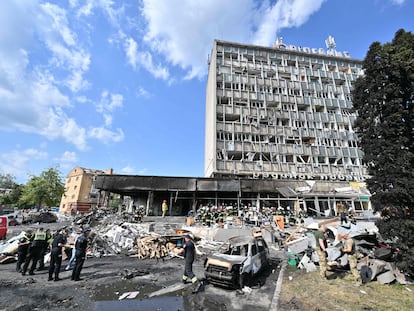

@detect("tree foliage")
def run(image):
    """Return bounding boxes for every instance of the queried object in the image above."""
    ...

[0,174,25,208]
[19,167,65,208]
[352,29,414,276]
[352,29,414,217]
[0,183,25,207]
[0,173,16,189]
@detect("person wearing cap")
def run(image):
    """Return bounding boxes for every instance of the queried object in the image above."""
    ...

[48,230,68,281]
[16,230,33,273]
[161,200,168,218]
[22,227,47,276]
[338,233,362,286]
[179,234,201,292]
[71,228,91,281]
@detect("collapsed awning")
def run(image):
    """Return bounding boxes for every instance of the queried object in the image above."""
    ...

[277,186,297,197]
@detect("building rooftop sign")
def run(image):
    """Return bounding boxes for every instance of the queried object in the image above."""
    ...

[273,36,351,58]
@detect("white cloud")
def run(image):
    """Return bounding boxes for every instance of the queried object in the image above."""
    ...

[139,0,327,79]
[0,1,92,151]
[125,37,139,69]
[88,127,124,143]
[24,148,48,160]
[121,165,135,174]
[55,151,78,170]
[389,0,405,5]
[39,2,91,92]
[252,0,327,46]
[120,33,170,80]
[137,86,151,98]
[57,151,78,163]
[96,91,123,126]
[0,148,48,181]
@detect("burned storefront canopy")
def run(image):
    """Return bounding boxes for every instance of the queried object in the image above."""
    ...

[94,175,371,217]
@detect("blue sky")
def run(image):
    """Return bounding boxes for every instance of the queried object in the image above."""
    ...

[0,0,413,183]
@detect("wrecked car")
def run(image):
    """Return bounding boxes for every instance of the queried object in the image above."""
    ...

[22,211,58,224]
[204,235,269,289]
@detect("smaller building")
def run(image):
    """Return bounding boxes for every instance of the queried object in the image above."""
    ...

[59,166,113,215]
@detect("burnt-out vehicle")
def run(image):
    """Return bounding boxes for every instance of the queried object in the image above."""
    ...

[204,235,269,289]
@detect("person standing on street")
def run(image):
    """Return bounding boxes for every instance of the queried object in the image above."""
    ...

[16,230,32,273]
[161,200,168,217]
[48,230,67,281]
[314,224,328,279]
[37,228,53,271]
[338,233,362,286]
[71,229,91,281]
[179,234,201,293]
[65,231,80,271]
[22,227,46,276]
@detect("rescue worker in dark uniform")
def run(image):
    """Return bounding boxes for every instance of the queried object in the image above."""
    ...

[16,230,33,272]
[179,234,201,293]
[71,229,91,281]
[22,227,47,276]
[48,230,67,281]
[38,228,53,271]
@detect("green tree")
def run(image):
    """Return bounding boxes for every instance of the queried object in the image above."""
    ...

[0,183,25,207]
[0,173,16,189]
[352,29,414,276]
[0,174,25,208]
[19,167,65,208]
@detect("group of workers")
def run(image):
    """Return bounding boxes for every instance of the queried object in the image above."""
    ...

[16,227,91,282]
[195,203,305,228]
[314,224,362,286]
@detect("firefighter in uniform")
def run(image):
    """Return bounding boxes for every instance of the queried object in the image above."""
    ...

[179,234,201,293]
[22,227,47,276]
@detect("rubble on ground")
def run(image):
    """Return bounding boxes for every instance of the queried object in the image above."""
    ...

[1,206,412,287]
[283,218,413,286]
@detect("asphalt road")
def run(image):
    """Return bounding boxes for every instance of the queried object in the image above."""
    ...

[1,220,283,311]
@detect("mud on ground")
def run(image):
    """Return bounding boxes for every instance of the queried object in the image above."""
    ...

[0,253,282,311]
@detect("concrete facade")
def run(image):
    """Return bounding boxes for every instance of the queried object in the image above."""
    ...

[93,38,372,217]
[59,166,112,215]
[205,39,367,182]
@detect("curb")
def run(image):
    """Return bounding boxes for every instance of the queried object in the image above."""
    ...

[269,254,287,311]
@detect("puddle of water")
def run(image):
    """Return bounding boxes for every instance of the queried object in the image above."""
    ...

[94,280,227,311]
[94,296,183,311]
[94,280,161,301]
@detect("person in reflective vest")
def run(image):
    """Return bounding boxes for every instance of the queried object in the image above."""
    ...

[38,228,53,271]
[22,227,47,276]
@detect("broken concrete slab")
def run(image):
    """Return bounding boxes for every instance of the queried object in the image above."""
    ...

[377,270,396,284]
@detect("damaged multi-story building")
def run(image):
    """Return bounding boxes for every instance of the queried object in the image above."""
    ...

[94,37,372,217]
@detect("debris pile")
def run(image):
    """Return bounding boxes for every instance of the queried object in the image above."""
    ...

[283,219,413,285]
[131,235,169,259]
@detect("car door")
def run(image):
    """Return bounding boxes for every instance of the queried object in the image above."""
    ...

[256,238,268,268]
[251,240,261,274]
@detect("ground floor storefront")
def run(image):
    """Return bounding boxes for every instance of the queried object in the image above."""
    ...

[94,175,371,220]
